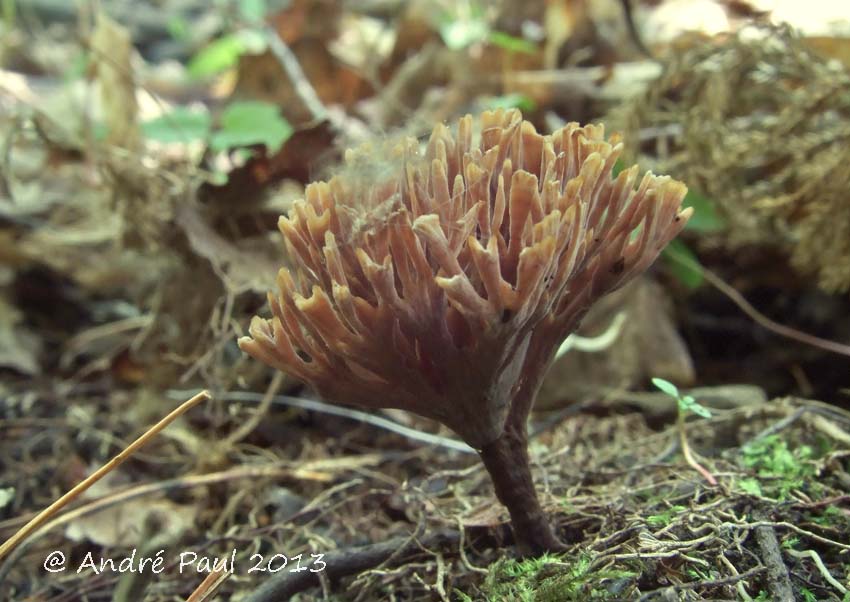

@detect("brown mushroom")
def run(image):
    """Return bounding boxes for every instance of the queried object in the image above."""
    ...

[239,109,691,555]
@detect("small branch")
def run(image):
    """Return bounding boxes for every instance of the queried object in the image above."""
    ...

[223,372,284,446]
[786,549,848,596]
[0,390,210,562]
[666,247,850,358]
[744,407,807,445]
[753,512,795,602]
[635,567,766,602]
[555,311,626,359]
[185,565,232,602]
[168,388,475,454]
[719,553,754,602]
[244,529,462,602]
[264,26,327,123]
[739,521,850,552]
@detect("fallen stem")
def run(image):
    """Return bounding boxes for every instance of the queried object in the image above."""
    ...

[185,564,232,602]
[666,247,850,358]
[753,512,795,602]
[677,412,718,486]
[224,372,284,446]
[786,549,848,595]
[244,529,463,602]
[168,388,475,454]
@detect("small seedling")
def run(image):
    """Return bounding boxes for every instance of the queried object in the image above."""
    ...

[652,378,711,419]
[652,378,717,485]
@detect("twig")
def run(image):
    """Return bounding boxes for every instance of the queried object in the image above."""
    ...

[0,390,210,563]
[263,26,327,123]
[786,549,848,595]
[589,550,710,565]
[665,248,850,358]
[752,512,796,602]
[185,564,232,602]
[635,567,766,602]
[224,372,284,446]
[791,494,850,510]
[168,389,475,454]
[456,517,488,575]
[244,529,462,602]
[730,520,850,551]
[719,553,754,602]
[744,407,807,445]
[433,553,449,601]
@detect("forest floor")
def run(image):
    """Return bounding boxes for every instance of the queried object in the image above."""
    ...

[3,389,849,600]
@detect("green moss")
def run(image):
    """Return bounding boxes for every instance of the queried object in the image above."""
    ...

[808,505,850,530]
[469,552,638,602]
[646,505,687,528]
[740,435,820,500]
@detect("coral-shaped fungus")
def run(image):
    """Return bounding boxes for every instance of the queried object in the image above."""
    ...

[239,109,691,554]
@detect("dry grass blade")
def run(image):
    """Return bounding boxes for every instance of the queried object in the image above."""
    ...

[185,565,232,602]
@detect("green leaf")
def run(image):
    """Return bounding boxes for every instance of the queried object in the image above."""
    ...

[647,505,686,527]
[651,377,679,399]
[680,396,712,418]
[188,30,267,79]
[141,106,211,143]
[682,188,724,232]
[0,487,14,510]
[484,93,536,113]
[662,238,704,289]
[691,406,712,418]
[487,31,537,54]
[210,101,292,153]
[189,34,246,78]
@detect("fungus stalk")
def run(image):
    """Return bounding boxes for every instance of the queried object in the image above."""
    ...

[239,110,691,555]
